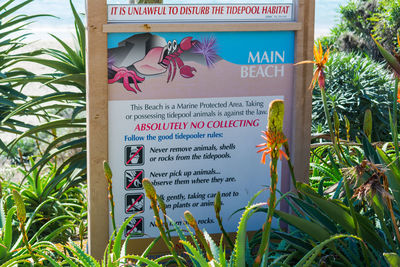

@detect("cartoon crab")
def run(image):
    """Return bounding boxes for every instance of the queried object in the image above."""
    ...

[108,33,218,93]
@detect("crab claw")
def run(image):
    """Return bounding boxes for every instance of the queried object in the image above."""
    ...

[180,37,195,51]
[180,65,196,78]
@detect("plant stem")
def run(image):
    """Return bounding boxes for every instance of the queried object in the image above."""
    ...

[382,174,400,245]
[320,87,342,161]
[283,142,297,190]
[193,225,214,261]
[150,199,184,267]
[108,182,117,233]
[21,222,39,264]
[393,78,399,167]
[388,198,400,245]
[254,153,279,267]
[215,214,234,250]
[343,178,370,267]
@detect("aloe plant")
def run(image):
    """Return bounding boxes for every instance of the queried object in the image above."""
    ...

[22,212,159,267]
[0,0,49,154]
[1,0,87,201]
[272,131,400,266]
[1,157,86,243]
[271,191,372,265]
[0,189,80,265]
[141,170,268,267]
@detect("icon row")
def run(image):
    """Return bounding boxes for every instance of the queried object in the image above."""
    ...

[125,216,144,237]
[124,145,145,238]
[125,170,143,190]
[125,145,144,166]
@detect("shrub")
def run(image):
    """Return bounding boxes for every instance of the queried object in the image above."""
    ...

[312,51,394,141]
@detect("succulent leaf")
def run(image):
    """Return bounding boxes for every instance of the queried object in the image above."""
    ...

[373,36,400,76]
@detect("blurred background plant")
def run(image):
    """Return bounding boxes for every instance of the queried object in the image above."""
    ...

[312,51,394,141]
[0,0,47,155]
[314,0,400,142]
[321,0,400,60]
[0,0,87,257]
[2,0,86,187]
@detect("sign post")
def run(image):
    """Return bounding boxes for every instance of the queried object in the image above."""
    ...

[87,0,314,260]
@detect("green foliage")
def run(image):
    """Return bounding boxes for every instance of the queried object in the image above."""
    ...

[1,158,87,244]
[2,0,87,202]
[333,0,380,58]
[310,144,365,189]
[271,181,393,266]
[0,0,89,263]
[371,0,400,54]
[312,51,394,141]
[384,253,400,267]
[0,192,80,265]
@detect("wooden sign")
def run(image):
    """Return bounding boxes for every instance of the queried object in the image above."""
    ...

[87,0,315,260]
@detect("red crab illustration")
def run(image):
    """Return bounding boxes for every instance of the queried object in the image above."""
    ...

[108,34,199,94]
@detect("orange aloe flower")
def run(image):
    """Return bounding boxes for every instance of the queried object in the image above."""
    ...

[397,35,400,104]
[296,40,330,90]
[398,89,400,104]
[256,130,288,164]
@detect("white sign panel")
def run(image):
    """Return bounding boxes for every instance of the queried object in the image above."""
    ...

[109,96,283,238]
[108,4,294,23]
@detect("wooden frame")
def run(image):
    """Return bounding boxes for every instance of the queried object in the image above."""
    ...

[103,22,302,32]
[87,0,314,260]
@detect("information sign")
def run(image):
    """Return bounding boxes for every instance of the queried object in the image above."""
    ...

[86,0,315,260]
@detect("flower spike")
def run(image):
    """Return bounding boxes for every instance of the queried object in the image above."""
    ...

[296,40,329,90]
[256,100,287,164]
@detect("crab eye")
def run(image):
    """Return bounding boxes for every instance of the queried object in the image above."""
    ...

[173,40,177,51]
[167,41,172,53]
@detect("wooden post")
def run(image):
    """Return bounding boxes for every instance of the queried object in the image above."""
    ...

[292,0,315,184]
[86,0,109,260]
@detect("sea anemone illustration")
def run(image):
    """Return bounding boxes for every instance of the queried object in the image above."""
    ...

[193,35,218,67]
